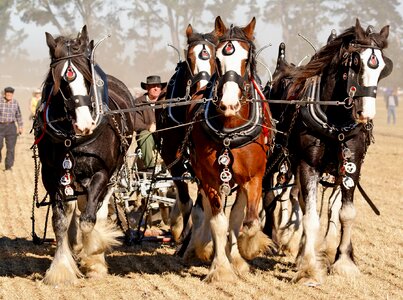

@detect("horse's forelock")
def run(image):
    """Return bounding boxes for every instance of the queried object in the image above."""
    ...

[187,32,217,47]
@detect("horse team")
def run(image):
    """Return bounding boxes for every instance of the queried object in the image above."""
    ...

[33,16,392,286]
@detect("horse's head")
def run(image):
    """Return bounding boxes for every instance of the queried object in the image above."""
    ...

[185,25,217,90]
[346,19,391,122]
[214,16,256,117]
[45,25,97,136]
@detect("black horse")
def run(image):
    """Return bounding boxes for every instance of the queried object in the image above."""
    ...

[34,26,136,285]
[155,24,217,242]
[264,19,392,285]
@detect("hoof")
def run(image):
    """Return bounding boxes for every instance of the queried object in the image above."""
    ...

[238,227,272,260]
[331,256,360,277]
[231,255,250,276]
[292,271,323,286]
[203,264,237,283]
[43,261,82,286]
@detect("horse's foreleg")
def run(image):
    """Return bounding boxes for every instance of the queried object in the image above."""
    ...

[322,186,342,264]
[278,177,302,257]
[331,187,360,277]
[80,174,121,279]
[293,163,324,285]
[238,179,272,260]
[44,197,82,285]
[228,190,249,275]
[184,190,213,263]
[205,210,236,282]
[79,170,109,232]
[170,180,193,242]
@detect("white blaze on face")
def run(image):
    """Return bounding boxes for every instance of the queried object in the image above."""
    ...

[193,44,213,88]
[216,41,248,116]
[359,48,386,119]
[61,61,96,135]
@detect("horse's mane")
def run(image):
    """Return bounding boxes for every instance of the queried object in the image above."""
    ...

[218,25,257,79]
[45,35,92,94]
[187,31,218,46]
[289,24,389,94]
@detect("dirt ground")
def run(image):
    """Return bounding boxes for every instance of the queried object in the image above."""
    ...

[0,100,402,300]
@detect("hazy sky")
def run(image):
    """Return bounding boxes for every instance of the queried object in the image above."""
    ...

[8,1,403,90]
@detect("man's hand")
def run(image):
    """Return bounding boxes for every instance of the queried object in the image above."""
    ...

[18,128,23,135]
[149,123,156,133]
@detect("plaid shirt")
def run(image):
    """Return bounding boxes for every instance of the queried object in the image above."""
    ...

[0,97,23,128]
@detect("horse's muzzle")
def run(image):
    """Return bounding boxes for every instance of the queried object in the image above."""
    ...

[219,101,241,117]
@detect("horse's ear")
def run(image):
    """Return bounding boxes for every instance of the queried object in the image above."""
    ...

[243,17,256,41]
[214,16,226,37]
[186,24,193,40]
[79,25,89,45]
[45,32,56,53]
[379,24,390,40]
[87,40,94,58]
[355,18,366,41]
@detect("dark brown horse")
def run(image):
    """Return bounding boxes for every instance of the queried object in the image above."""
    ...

[155,24,217,242]
[265,19,392,285]
[34,26,136,285]
[185,16,273,282]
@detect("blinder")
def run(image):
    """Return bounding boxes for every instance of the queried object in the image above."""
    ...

[63,63,77,82]
[345,44,387,99]
[380,56,393,79]
[222,41,235,56]
[367,49,379,69]
[198,45,211,60]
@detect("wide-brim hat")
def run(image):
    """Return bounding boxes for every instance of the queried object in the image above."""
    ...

[141,75,167,90]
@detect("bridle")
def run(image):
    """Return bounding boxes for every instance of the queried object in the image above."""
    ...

[342,42,383,104]
[185,38,217,88]
[214,27,254,102]
[49,36,109,125]
[39,36,109,143]
[49,40,93,117]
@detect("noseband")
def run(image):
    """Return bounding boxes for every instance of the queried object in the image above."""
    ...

[343,43,383,101]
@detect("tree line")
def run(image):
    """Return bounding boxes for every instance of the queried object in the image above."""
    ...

[0,0,401,90]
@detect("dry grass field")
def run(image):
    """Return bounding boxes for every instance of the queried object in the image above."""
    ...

[0,100,402,299]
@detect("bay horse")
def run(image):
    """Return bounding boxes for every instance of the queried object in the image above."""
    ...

[155,24,217,242]
[186,16,273,282]
[267,19,392,285]
[33,26,136,285]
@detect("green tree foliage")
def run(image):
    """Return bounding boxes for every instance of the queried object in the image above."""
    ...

[2,0,403,90]
[260,0,334,64]
[0,0,26,62]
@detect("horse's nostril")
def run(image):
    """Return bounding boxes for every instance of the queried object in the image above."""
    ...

[234,102,241,112]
